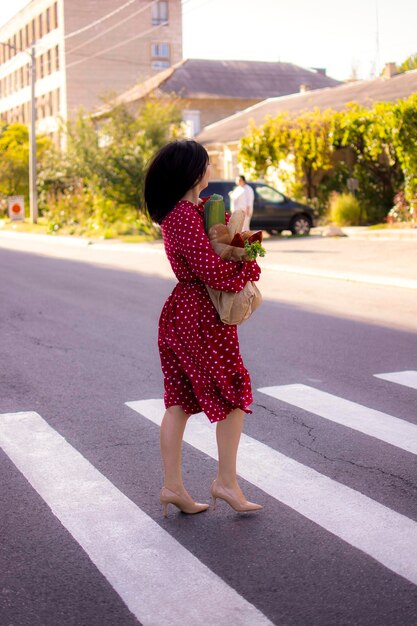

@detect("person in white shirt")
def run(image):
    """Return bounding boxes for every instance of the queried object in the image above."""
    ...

[229,175,255,231]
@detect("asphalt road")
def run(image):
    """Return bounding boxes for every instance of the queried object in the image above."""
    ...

[1,237,416,626]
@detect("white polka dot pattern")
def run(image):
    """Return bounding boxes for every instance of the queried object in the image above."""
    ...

[158,200,261,423]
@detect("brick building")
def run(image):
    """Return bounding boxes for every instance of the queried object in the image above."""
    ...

[0,0,182,138]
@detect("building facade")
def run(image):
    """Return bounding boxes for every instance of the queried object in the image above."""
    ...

[0,0,182,137]
[103,58,340,139]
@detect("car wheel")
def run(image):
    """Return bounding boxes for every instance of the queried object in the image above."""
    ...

[266,229,282,236]
[290,215,311,236]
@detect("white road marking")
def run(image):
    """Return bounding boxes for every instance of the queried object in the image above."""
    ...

[0,411,272,626]
[258,384,417,455]
[374,371,417,390]
[127,399,417,587]
[262,262,417,290]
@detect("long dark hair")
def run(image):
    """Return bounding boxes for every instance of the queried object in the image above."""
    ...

[144,140,209,224]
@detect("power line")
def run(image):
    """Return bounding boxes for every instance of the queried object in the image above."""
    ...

[182,0,214,15]
[66,1,160,56]
[65,21,168,69]
[64,0,156,40]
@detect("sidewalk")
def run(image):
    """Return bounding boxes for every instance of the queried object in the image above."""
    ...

[311,226,417,240]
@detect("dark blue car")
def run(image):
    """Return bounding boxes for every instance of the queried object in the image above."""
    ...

[202,180,315,235]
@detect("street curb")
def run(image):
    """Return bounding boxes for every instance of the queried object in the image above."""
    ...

[311,227,417,240]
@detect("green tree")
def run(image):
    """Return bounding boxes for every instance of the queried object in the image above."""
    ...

[239,113,292,180]
[38,99,184,234]
[333,103,403,221]
[389,94,417,204]
[289,109,336,200]
[0,123,50,212]
[238,95,417,223]
[398,53,417,73]
[239,109,336,201]
[93,99,182,214]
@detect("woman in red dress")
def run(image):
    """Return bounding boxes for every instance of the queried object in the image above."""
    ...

[144,140,263,516]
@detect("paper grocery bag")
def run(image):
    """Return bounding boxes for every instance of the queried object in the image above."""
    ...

[206,281,262,326]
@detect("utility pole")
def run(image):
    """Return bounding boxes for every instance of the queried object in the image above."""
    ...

[29,44,38,223]
[375,0,380,78]
[1,41,38,223]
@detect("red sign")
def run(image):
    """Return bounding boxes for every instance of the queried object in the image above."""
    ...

[8,196,25,221]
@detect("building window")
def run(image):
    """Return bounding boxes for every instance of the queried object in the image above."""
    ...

[46,7,51,33]
[151,42,170,59]
[151,1,168,25]
[31,19,36,43]
[53,2,58,29]
[54,87,60,115]
[151,42,170,70]
[55,45,60,71]
[151,60,170,70]
[47,49,52,74]
[182,110,201,137]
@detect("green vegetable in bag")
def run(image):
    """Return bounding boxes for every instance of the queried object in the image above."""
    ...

[204,194,225,234]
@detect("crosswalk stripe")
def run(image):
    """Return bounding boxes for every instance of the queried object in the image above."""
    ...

[258,384,417,455]
[0,411,272,626]
[126,399,417,587]
[374,370,417,390]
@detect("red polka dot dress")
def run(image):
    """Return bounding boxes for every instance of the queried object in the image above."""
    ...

[158,199,261,423]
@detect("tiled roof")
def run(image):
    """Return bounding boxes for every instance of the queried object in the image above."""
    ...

[157,59,340,99]
[108,58,340,107]
[197,69,417,144]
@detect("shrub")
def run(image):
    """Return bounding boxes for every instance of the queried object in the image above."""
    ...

[328,192,365,226]
[42,186,158,239]
[386,191,417,225]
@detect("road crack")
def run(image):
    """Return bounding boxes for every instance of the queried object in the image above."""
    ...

[295,440,417,491]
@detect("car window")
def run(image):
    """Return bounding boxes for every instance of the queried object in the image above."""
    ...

[256,185,285,204]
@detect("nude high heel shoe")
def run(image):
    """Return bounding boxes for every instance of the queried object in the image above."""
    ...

[160,487,209,517]
[210,479,263,512]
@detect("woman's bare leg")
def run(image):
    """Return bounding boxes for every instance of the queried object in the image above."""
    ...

[214,408,262,511]
[215,408,246,498]
[160,405,190,493]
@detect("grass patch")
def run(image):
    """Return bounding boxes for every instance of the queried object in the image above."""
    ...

[0,218,49,234]
[0,217,162,242]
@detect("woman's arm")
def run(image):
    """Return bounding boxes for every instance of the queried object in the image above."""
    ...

[176,208,260,293]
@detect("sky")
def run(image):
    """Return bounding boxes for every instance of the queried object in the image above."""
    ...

[1,0,416,81]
